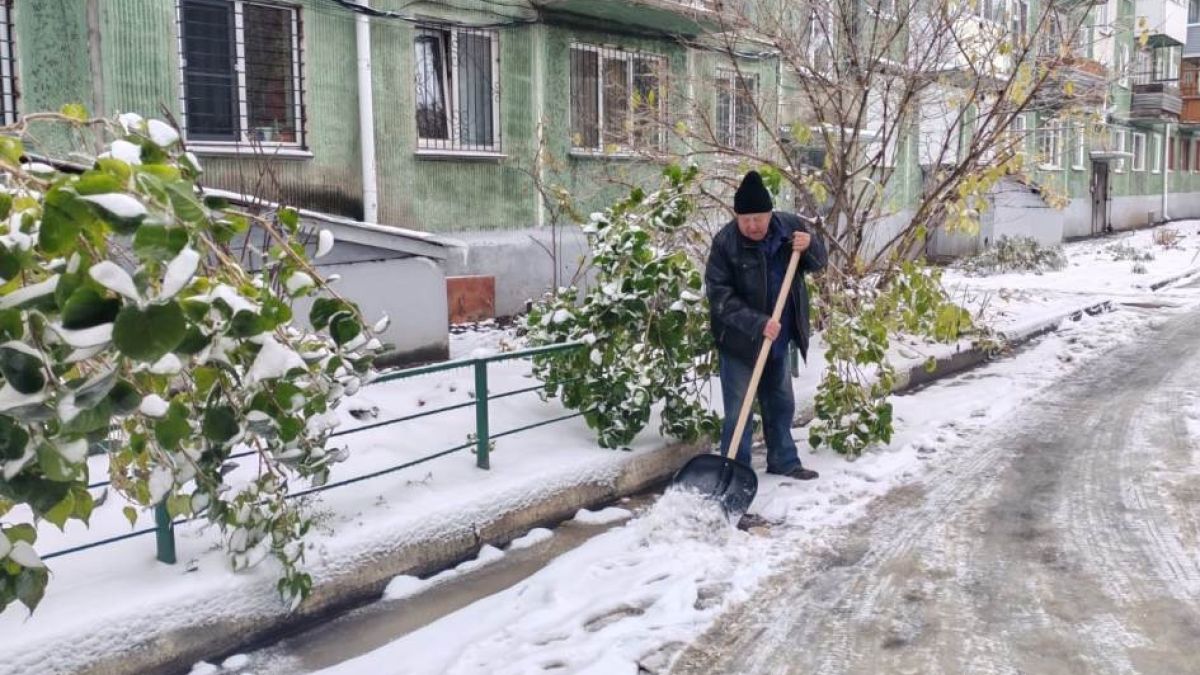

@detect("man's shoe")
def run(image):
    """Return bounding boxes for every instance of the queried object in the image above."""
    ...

[769,466,819,480]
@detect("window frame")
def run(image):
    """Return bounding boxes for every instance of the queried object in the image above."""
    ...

[1132,132,1146,172]
[176,0,308,155]
[1111,127,1127,173]
[1072,123,1087,170]
[412,24,502,156]
[0,0,16,126]
[1151,132,1162,174]
[568,43,667,155]
[1118,43,1130,88]
[1039,118,1064,170]
[714,68,759,152]
[1193,138,1200,173]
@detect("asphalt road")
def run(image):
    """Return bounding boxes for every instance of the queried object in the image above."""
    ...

[672,308,1200,675]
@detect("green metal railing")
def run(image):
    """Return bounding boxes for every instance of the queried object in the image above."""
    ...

[43,341,585,564]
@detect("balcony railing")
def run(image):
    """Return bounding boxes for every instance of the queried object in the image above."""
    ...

[1129,71,1183,120]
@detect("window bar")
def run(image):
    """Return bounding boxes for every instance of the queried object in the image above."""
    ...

[233,1,249,143]
[0,0,15,125]
[290,5,304,147]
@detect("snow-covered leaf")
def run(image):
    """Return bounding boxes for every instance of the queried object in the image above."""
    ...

[316,229,335,258]
[139,394,170,418]
[160,247,200,300]
[81,193,148,220]
[89,261,141,302]
[147,120,181,148]
[7,541,44,569]
[0,274,59,309]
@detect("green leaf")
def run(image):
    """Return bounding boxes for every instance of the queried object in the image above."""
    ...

[60,103,88,122]
[0,310,20,342]
[38,189,90,256]
[0,136,23,165]
[107,379,142,415]
[15,568,49,613]
[166,493,192,518]
[202,406,238,444]
[309,298,350,330]
[132,224,188,263]
[74,171,122,196]
[36,443,84,483]
[154,401,190,450]
[278,207,300,233]
[44,491,75,529]
[261,297,292,328]
[194,366,219,398]
[61,401,112,435]
[61,287,120,330]
[230,310,269,338]
[122,506,138,527]
[174,326,210,355]
[72,486,95,524]
[165,181,206,224]
[0,415,28,461]
[0,344,45,394]
[113,301,187,362]
[97,157,132,183]
[0,193,11,221]
[330,313,361,346]
[203,195,230,211]
[3,524,35,545]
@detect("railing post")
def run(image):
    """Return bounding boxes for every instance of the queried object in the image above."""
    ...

[154,502,176,564]
[474,360,490,470]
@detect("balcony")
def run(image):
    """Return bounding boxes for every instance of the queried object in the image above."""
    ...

[534,0,720,35]
[1035,55,1109,108]
[1183,65,1200,127]
[1135,0,1187,47]
[1130,71,1184,122]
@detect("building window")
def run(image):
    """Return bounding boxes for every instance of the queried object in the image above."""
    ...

[1191,0,1200,23]
[414,26,499,153]
[715,70,757,151]
[1153,45,1181,82]
[1193,138,1200,172]
[1038,118,1063,169]
[570,44,666,153]
[1011,0,1030,42]
[1132,132,1146,171]
[1008,113,1029,159]
[0,0,15,126]
[1151,132,1162,173]
[178,0,304,147]
[1180,136,1189,172]
[974,0,1006,24]
[1118,43,1130,87]
[1111,127,1126,173]
[807,6,836,72]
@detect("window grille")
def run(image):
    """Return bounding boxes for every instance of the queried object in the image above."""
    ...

[415,25,500,153]
[570,44,667,153]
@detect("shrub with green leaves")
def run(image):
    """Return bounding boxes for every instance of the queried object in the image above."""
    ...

[524,165,719,449]
[957,236,1067,276]
[809,262,974,457]
[0,112,382,613]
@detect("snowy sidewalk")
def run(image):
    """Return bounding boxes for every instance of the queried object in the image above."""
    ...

[3,222,1199,675]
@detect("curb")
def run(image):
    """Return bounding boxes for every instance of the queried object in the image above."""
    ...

[81,441,704,675]
[1144,264,1200,292]
[74,299,1119,675]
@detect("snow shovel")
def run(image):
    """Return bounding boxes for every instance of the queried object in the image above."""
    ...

[671,247,803,519]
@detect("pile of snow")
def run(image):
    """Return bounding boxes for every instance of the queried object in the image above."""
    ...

[507,528,553,551]
[571,506,633,526]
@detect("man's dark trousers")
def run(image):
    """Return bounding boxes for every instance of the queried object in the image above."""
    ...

[718,349,800,473]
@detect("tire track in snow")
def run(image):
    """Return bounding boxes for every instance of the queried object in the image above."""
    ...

[673,308,1200,675]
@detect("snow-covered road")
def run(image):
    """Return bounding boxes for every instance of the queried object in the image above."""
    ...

[673,305,1200,674]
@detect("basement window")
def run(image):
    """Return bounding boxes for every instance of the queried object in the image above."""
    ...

[414,25,500,155]
[177,0,307,153]
[570,44,667,155]
[0,1,14,125]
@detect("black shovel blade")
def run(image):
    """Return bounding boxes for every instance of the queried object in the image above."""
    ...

[670,454,759,518]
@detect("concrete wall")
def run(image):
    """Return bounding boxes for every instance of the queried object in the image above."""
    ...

[295,256,450,365]
[442,228,594,317]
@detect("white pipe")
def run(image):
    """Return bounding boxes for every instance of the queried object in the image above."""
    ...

[356,4,379,224]
[1162,122,1170,222]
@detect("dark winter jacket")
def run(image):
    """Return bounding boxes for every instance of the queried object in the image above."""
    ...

[705,212,828,363]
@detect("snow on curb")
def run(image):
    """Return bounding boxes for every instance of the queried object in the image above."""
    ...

[7,440,703,675]
[1143,264,1200,292]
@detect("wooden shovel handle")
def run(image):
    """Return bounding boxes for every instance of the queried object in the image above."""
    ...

[725,248,803,460]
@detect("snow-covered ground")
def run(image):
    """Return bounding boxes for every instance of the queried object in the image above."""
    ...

[3,222,1200,675]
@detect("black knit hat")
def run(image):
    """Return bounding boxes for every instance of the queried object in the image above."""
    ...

[734,171,773,214]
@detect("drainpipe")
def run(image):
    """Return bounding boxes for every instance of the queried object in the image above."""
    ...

[356,2,379,224]
[533,22,545,230]
[1162,122,1170,222]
